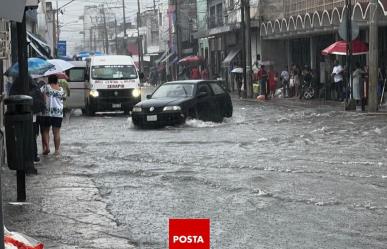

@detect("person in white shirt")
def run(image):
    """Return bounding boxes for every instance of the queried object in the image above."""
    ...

[331,60,344,101]
[40,75,66,156]
[280,66,290,98]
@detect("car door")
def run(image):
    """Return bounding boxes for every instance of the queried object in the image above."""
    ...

[66,67,86,109]
[195,83,218,121]
[209,82,232,117]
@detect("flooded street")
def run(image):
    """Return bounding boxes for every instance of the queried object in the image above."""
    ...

[58,99,387,248]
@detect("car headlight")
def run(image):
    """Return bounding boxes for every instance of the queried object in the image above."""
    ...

[89,89,99,98]
[132,88,141,98]
[132,106,142,112]
[163,106,181,111]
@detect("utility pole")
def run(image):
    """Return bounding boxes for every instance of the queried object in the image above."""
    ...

[241,0,247,97]
[122,0,127,38]
[345,0,354,110]
[368,0,378,112]
[137,0,143,71]
[115,17,118,54]
[16,10,28,202]
[176,0,181,59]
[89,27,93,51]
[245,0,252,98]
[56,0,59,56]
[101,5,109,54]
[122,0,127,55]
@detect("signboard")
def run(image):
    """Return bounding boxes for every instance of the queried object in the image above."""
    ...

[0,31,9,59]
[0,0,26,22]
[57,40,67,57]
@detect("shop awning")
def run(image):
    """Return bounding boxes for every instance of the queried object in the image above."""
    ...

[321,40,368,56]
[27,31,51,58]
[155,50,168,64]
[222,47,240,66]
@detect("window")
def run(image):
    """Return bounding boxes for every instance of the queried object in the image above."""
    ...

[159,13,162,26]
[91,65,138,80]
[68,68,85,82]
[197,83,212,95]
[210,82,226,95]
[216,4,223,26]
[209,6,216,28]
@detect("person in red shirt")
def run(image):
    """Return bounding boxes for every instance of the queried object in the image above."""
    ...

[257,65,268,98]
[190,67,201,80]
[268,65,278,99]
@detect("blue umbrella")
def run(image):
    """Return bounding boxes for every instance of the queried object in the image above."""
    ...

[5,57,54,77]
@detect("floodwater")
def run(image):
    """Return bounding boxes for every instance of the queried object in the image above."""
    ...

[60,99,387,249]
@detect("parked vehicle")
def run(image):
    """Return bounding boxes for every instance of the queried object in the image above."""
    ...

[66,61,87,110]
[132,80,233,128]
[85,55,143,115]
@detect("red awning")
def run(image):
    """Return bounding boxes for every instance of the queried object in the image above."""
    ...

[321,40,368,56]
[178,55,203,64]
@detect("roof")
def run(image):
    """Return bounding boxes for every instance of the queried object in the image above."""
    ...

[90,55,135,66]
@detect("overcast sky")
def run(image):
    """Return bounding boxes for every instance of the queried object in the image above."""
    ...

[57,0,156,55]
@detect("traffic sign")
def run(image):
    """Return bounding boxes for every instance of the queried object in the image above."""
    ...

[339,18,359,41]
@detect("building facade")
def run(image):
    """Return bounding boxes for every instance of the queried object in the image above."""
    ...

[259,0,387,87]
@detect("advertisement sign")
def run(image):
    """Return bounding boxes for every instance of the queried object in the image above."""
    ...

[57,40,67,57]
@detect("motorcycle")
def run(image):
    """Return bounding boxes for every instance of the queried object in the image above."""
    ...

[301,80,315,100]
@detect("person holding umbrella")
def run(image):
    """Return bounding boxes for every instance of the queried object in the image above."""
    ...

[40,75,66,156]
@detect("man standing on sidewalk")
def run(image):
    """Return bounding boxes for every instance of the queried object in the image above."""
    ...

[331,60,344,101]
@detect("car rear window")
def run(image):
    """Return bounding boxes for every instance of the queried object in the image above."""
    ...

[210,83,226,95]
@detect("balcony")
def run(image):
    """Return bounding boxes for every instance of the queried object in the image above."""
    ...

[284,0,369,17]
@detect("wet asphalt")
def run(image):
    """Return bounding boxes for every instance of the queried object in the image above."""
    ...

[2,96,387,248]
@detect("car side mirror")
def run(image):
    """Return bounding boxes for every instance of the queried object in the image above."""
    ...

[146,94,152,99]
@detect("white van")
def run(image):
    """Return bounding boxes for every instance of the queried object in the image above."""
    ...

[85,55,142,115]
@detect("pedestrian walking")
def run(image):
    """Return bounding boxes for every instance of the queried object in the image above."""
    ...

[257,65,268,98]
[352,62,365,106]
[331,60,344,101]
[201,67,209,80]
[40,75,66,156]
[235,73,243,98]
[268,65,278,99]
[300,65,312,100]
[280,66,290,98]
[58,73,70,115]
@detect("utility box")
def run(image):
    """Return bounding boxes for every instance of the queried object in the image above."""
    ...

[4,95,34,171]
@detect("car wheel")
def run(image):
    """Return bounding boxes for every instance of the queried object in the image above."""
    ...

[185,108,198,121]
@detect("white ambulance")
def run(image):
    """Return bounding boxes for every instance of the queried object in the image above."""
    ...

[85,55,142,115]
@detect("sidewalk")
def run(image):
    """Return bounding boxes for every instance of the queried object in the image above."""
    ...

[232,93,387,114]
[2,155,136,248]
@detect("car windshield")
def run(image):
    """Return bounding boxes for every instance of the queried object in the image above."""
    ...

[152,84,194,98]
[91,65,137,80]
